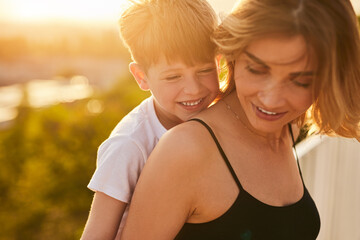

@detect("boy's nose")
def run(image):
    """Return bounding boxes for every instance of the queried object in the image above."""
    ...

[183,76,201,95]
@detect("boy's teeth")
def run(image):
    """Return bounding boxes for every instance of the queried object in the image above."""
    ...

[257,107,277,115]
[181,99,202,106]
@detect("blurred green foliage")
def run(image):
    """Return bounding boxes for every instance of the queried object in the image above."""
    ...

[0,74,150,240]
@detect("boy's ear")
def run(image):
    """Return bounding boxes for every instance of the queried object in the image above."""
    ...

[129,62,149,90]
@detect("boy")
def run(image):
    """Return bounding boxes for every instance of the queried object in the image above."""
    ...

[81,0,219,239]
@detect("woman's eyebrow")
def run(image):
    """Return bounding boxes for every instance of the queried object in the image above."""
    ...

[244,51,270,69]
[244,51,315,76]
[289,71,315,77]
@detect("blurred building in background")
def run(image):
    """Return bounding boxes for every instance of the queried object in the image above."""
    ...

[299,136,360,240]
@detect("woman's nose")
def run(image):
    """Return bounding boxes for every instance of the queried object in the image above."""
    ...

[257,82,286,108]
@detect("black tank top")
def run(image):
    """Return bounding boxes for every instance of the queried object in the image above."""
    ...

[175,119,320,240]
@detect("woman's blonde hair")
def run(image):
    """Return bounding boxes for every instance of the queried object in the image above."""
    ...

[213,0,360,140]
[119,0,218,71]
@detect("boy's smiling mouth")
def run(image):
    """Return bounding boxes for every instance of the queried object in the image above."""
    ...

[179,98,203,107]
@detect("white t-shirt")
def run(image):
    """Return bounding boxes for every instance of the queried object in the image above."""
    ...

[88,96,167,235]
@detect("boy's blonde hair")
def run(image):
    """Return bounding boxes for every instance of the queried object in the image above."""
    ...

[213,0,360,141]
[119,0,218,71]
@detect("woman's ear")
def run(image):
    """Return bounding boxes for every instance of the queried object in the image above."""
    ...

[129,62,149,90]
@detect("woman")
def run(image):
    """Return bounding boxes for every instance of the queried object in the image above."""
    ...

[121,0,360,239]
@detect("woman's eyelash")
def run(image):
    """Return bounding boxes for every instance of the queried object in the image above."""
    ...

[290,75,313,88]
[245,65,267,74]
[296,82,310,88]
[292,79,311,88]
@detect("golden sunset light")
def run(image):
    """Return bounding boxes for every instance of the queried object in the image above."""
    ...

[0,0,359,239]
[0,0,130,24]
[1,0,358,25]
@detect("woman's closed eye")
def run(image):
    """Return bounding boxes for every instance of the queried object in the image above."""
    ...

[290,77,312,88]
[245,64,268,75]
[289,72,314,88]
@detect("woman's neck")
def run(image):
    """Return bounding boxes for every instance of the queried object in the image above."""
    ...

[222,91,290,151]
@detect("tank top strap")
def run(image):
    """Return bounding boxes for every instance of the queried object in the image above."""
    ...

[288,123,304,180]
[189,118,243,191]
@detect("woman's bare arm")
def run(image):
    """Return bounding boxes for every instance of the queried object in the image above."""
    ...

[121,125,204,240]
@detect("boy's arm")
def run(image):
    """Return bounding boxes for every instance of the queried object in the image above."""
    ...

[82,135,147,239]
[81,192,127,240]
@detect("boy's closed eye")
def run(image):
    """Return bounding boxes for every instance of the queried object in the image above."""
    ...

[164,75,182,81]
[198,67,217,75]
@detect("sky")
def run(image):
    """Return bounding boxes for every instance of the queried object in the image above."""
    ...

[0,0,359,25]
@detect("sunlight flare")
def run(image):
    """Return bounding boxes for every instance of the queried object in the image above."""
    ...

[2,0,130,23]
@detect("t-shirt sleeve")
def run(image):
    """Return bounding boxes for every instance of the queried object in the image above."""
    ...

[87,136,146,203]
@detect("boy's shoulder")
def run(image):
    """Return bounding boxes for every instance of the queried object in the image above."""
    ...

[112,96,165,136]
[101,96,166,154]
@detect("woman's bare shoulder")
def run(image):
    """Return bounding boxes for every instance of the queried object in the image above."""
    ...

[121,121,214,239]
[147,119,216,172]
[168,119,212,137]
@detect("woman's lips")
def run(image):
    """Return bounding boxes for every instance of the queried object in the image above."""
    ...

[253,104,287,121]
